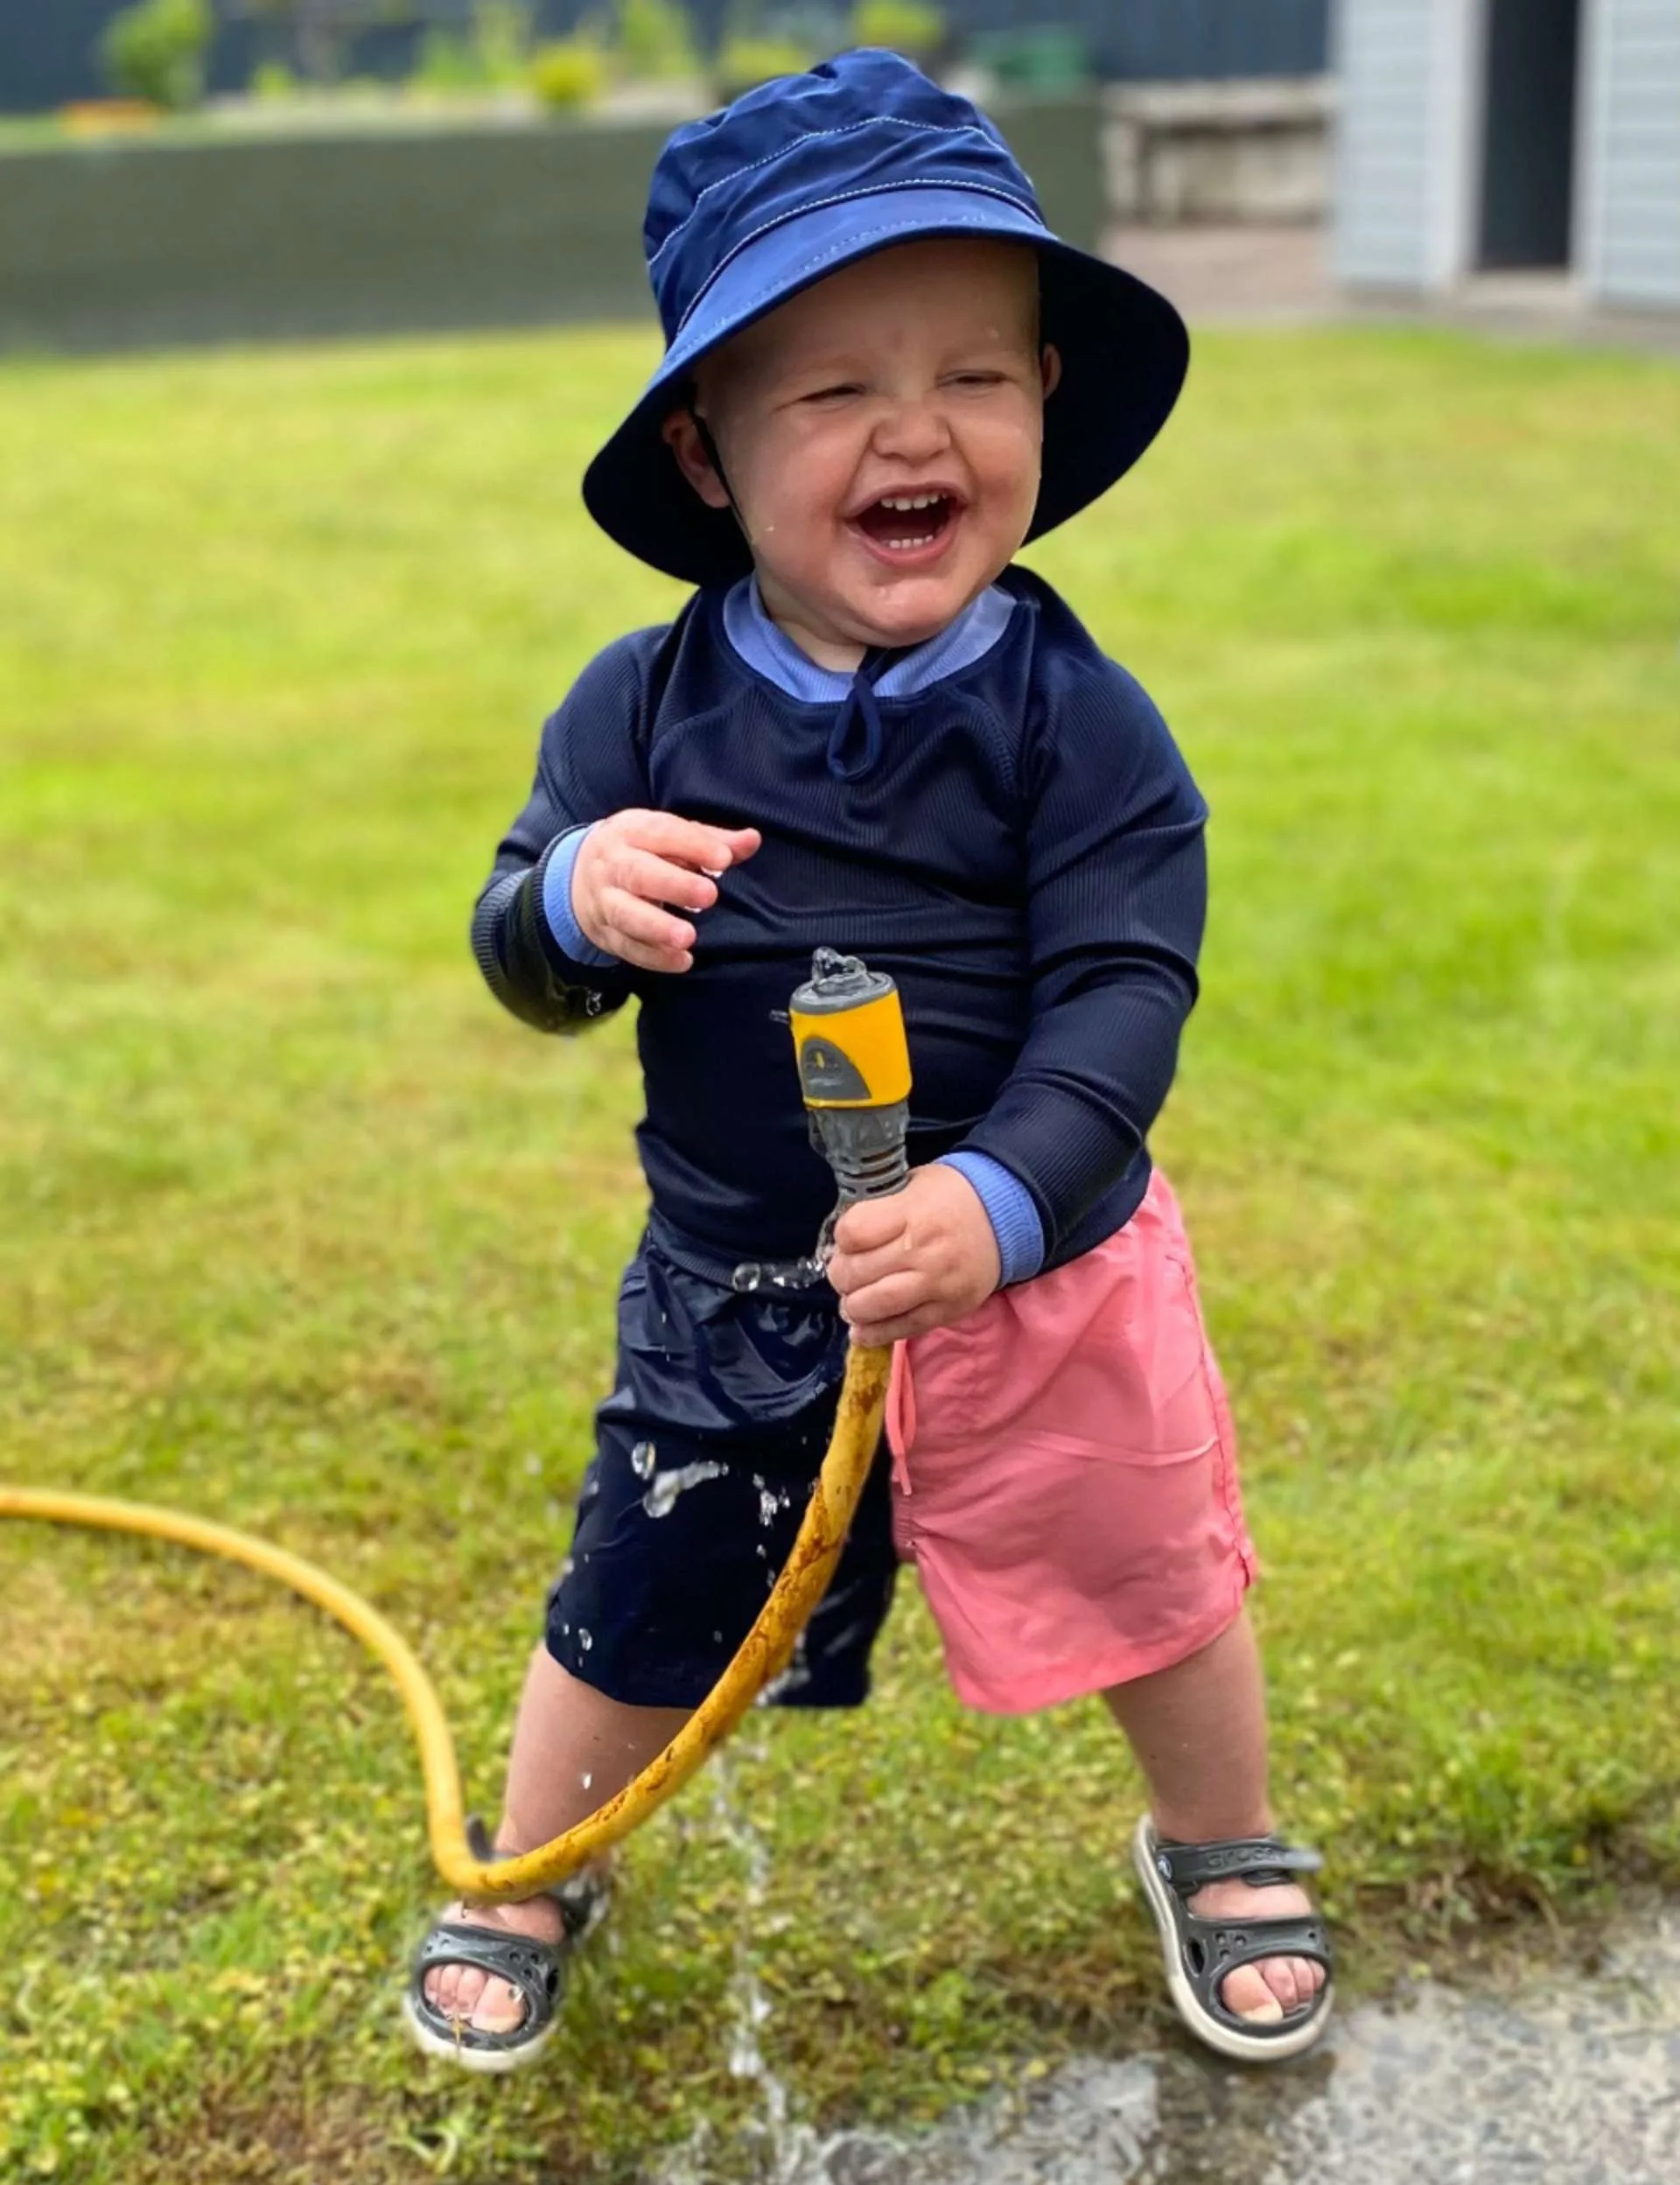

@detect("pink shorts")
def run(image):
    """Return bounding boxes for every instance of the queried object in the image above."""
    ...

[885,1169,1256,1714]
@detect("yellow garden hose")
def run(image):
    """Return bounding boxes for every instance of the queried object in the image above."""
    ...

[0,1343,891,1902]
[4,949,911,1904]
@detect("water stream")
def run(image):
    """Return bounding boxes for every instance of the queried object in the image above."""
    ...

[652,1896,1680,2183]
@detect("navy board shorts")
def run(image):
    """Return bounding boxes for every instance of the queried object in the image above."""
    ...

[544,1217,899,1709]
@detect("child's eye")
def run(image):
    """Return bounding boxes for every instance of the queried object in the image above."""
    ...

[801,382,864,403]
[945,370,1007,389]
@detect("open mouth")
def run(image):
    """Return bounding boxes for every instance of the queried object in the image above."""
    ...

[850,491,961,554]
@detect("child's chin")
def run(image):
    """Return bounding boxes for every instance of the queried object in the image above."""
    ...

[847,570,976,644]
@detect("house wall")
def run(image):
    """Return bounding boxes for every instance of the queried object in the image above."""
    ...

[1578,0,1680,306]
[1331,0,1481,289]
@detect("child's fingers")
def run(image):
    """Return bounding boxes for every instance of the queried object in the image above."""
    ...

[826,1234,911,1296]
[627,813,760,873]
[845,1294,955,1347]
[611,937,695,974]
[833,1197,909,1256]
[847,1310,935,1348]
[599,888,696,966]
[616,847,719,914]
[838,1269,929,1329]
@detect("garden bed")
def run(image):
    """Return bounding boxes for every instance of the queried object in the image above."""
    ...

[0,95,1104,354]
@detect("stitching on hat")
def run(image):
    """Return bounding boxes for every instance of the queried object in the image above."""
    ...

[673,183,1045,339]
[648,116,1000,274]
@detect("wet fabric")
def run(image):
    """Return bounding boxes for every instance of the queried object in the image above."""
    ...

[886,1169,1256,1714]
[545,1223,897,1709]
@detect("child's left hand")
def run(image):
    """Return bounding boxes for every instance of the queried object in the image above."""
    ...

[827,1166,1000,1347]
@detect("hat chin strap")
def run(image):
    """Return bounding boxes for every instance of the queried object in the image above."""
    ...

[690,410,753,550]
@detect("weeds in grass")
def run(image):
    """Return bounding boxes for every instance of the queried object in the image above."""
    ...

[1,325,1676,2181]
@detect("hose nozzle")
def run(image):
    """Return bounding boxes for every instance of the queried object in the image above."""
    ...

[730,951,914,1295]
[789,949,912,1206]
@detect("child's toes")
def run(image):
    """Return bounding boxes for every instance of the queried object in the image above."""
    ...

[426,1962,480,2020]
[1292,1953,1325,2001]
[1220,1963,1285,2024]
[1230,1953,1323,2020]
[469,1977,528,2034]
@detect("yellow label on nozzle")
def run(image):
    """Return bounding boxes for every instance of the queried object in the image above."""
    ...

[790,989,912,1109]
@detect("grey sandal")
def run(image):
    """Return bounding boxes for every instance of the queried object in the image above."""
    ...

[1132,1815,1334,2062]
[402,1820,609,2074]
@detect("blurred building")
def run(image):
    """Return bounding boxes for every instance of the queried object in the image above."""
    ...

[1334,0,1680,311]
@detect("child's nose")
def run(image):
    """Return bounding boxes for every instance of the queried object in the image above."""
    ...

[871,396,952,465]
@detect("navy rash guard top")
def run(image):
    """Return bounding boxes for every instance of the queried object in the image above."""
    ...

[471,565,1208,1280]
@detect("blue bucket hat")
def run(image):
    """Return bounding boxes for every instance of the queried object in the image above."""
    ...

[582,48,1188,586]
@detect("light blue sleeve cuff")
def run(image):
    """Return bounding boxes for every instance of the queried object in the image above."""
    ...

[541,824,617,967]
[938,1151,1046,1288]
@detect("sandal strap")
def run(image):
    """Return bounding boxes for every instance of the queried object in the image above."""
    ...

[1150,1831,1323,1895]
[465,1815,606,1940]
[1176,1904,1334,2034]
[409,1920,569,2051]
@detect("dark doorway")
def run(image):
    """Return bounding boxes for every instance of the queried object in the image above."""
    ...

[1478,0,1582,268]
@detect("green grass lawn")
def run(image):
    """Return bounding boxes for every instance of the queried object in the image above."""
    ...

[1,322,1676,2184]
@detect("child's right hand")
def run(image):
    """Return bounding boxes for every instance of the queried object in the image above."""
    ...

[570,811,761,973]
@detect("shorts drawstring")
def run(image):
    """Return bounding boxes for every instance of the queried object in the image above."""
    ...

[886,1339,915,1495]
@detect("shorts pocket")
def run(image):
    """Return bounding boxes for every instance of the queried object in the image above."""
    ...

[996,1245,1218,1465]
[892,1215,1223,1478]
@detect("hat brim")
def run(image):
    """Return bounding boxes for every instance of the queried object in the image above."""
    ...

[582,184,1188,587]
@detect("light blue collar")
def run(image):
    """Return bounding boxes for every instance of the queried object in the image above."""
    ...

[722,578,1016,704]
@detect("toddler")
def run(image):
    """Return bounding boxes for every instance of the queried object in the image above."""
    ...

[407,49,1333,2073]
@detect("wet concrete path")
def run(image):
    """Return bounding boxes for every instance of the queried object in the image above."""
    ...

[665,1899,1680,2184]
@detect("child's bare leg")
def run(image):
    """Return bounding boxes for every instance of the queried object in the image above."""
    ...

[424,1645,690,2033]
[1102,1607,1325,2026]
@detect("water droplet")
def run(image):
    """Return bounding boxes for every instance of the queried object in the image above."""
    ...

[756,1643,814,1707]
[711,1628,724,1644]
[557,1556,575,1582]
[578,1628,593,1651]
[643,1460,728,1518]
[630,1439,657,1480]
[759,1488,780,1527]
[581,1771,593,1790]
[732,1262,765,1293]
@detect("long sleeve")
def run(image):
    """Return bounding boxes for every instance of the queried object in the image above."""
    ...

[960,660,1207,1260]
[470,630,664,1035]
[939,1148,1046,1285]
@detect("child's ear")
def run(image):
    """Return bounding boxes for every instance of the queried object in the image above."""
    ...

[662,409,732,510]
[1041,345,1063,400]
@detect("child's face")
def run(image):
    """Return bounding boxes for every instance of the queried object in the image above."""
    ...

[665,239,1058,655]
